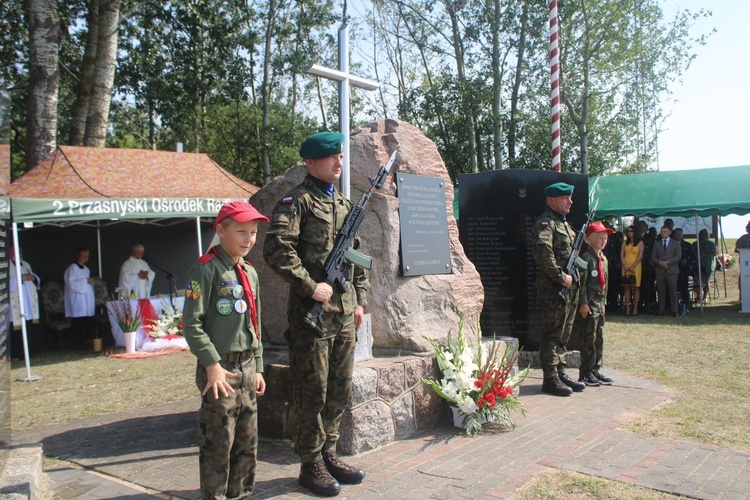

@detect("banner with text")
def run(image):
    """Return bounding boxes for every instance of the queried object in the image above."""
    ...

[11,197,242,223]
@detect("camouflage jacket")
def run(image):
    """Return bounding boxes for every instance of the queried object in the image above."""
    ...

[578,247,608,315]
[263,175,369,320]
[532,207,576,292]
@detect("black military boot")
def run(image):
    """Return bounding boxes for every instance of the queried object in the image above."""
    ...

[579,372,601,386]
[559,372,586,392]
[542,375,573,397]
[323,451,366,485]
[299,460,341,497]
[594,371,614,385]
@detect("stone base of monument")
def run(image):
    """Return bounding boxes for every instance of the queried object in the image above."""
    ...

[519,350,581,369]
[258,336,521,456]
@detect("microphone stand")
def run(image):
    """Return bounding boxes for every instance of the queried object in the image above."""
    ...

[143,258,178,309]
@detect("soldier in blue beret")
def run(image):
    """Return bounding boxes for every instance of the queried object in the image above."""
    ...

[532,181,586,396]
[265,131,369,496]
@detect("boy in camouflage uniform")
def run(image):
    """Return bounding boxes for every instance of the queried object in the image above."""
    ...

[575,222,615,387]
[532,182,586,397]
[183,201,268,499]
[264,132,369,497]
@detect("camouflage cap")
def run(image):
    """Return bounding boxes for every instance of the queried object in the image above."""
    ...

[543,182,574,197]
[299,131,345,159]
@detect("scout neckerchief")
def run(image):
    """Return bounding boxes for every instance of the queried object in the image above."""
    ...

[589,247,605,290]
[209,246,259,339]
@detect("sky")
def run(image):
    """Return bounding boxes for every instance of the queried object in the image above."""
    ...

[657,0,750,237]
[347,0,749,237]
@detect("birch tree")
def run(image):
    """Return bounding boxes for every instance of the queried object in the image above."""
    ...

[26,0,60,169]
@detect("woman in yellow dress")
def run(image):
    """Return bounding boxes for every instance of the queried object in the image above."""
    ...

[620,226,644,315]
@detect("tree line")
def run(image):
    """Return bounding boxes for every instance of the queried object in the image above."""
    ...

[1,0,712,187]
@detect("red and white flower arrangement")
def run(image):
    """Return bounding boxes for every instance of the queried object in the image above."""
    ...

[422,316,529,436]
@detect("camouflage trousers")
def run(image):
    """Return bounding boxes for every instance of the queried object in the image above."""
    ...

[195,354,258,500]
[286,311,356,464]
[574,310,605,376]
[538,286,579,379]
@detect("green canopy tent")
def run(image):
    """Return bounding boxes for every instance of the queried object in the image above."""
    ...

[590,165,750,218]
[590,165,750,313]
[9,146,259,381]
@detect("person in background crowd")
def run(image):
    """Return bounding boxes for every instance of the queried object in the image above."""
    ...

[692,228,717,304]
[672,228,694,314]
[651,226,681,317]
[119,244,155,299]
[531,182,586,397]
[9,246,42,359]
[637,221,656,312]
[64,246,96,350]
[264,131,369,497]
[733,221,750,301]
[602,222,623,311]
[575,222,615,387]
[620,225,644,316]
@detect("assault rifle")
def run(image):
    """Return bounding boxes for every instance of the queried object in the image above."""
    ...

[557,198,599,301]
[301,150,398,335]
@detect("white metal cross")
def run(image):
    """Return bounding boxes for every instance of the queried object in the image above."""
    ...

[305,23,380,199]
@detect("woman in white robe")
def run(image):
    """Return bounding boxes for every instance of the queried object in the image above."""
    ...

[9,247,42,358]
[64,246,95,350]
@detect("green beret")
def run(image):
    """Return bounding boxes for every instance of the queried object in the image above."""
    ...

[543,182,574,197]
[299,132,345,159]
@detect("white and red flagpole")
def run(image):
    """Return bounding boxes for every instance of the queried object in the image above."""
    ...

[549,0,561,172]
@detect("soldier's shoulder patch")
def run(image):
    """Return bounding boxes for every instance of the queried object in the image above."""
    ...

[281,196,294,204]
[540,221,549,228]
[186,280,202,300]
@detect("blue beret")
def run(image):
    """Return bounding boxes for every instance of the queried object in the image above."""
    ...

[299,132,345,159]
[543,182,574,197]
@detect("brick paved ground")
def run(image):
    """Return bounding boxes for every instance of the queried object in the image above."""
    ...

[13,369,750,499]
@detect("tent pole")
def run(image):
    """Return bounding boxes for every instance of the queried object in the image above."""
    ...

[96,220,103,277]
[196,217,203,257]
[717,215,728,298]
[695,212,704,316]
[12,222,42,382]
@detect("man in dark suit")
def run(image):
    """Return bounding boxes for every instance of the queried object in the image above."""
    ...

[650,226,682,317]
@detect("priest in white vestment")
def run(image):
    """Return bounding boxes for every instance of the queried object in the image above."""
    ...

[119,244,155,299]
[10,246,42,358]
[64,246,96,350]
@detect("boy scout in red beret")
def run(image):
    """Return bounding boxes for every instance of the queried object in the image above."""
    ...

[576,221,615,387]
[183,201,269,498]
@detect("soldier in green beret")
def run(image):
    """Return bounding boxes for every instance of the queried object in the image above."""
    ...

[264,131,369,497]
[532,182,587,396]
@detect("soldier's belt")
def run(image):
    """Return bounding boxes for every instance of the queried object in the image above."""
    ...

[221,351,254,364]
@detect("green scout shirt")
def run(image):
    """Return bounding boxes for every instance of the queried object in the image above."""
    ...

[578,247,608,315]
[263,175,369,321]
[532,207,577,293]
[183,245,264,371]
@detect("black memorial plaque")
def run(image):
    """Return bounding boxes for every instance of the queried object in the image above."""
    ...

[458,169,588,348]
[398,173,452,276]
